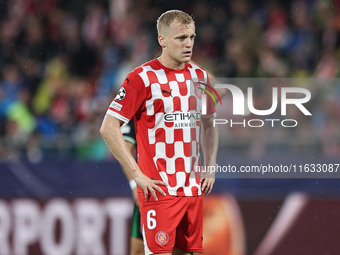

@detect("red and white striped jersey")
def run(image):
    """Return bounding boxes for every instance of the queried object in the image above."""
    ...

[107,59,216,196]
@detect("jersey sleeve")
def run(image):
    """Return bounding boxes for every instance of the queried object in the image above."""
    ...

[106,71,145,123]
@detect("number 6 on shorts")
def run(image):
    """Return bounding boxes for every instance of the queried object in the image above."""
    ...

[147,210,157,229]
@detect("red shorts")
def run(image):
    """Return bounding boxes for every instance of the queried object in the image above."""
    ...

[138,192,203,254]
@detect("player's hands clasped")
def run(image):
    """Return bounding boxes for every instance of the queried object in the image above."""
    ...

[133,171,167,202]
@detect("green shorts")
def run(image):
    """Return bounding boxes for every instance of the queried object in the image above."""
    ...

[131,203,143,239]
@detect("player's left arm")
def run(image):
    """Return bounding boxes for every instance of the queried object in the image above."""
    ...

[200,116,218,195]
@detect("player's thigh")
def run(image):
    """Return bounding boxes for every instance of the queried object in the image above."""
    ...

[130,237,144,255]
[173,247,194,255]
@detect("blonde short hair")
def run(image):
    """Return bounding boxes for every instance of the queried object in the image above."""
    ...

[157,10,194,36]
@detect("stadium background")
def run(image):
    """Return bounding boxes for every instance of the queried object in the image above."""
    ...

[0,0,340,254]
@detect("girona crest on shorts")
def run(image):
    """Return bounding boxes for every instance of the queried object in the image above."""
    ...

[155,231,169,245]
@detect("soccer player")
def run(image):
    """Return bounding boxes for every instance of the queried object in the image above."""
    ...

[100,10,218,255]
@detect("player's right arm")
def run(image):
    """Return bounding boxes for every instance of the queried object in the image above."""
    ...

[100,112,167,201]
[120,121,139,203]
[122,141,139,204]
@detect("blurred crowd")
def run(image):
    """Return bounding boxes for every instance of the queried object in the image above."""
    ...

[0,0,340,162]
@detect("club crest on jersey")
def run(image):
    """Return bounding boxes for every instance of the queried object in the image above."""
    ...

[155,231,169,246]
[115,87,126,101]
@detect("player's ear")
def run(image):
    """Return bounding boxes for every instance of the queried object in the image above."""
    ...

[158,35,166,48]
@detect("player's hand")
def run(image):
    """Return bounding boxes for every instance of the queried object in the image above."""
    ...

[201,171,215,196]
[134,172,167,202]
